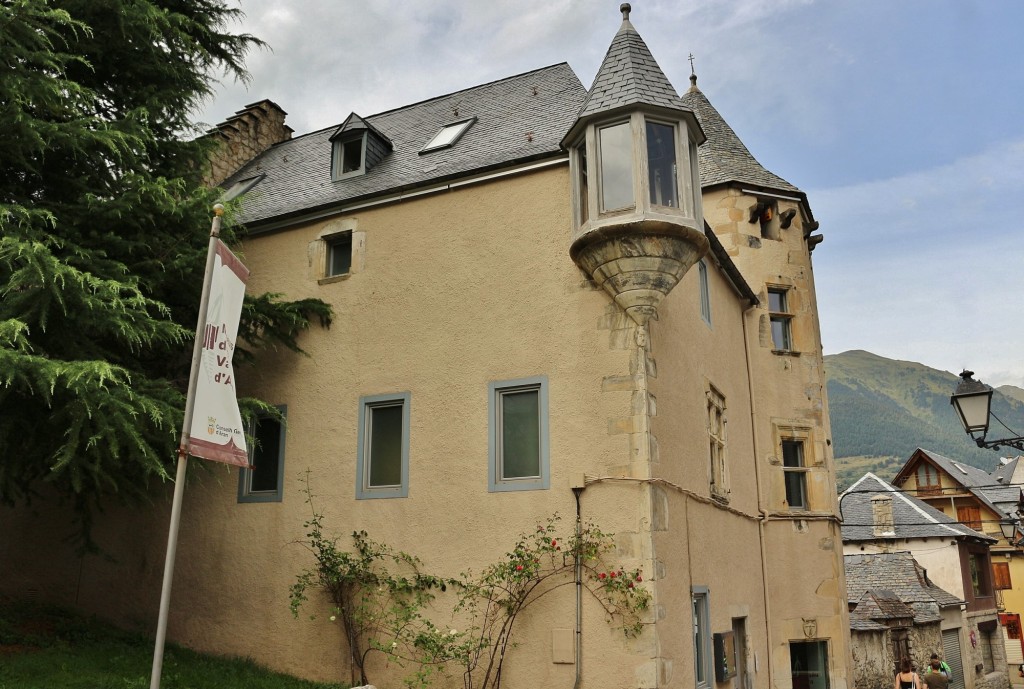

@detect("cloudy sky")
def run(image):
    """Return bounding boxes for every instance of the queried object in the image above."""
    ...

[196,0,1024,387]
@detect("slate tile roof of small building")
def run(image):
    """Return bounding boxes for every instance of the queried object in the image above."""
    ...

[680,78,801,194]
[224,63,587,227]
[848,589,916,631]
[845,552,963,612]
[575,14,688,120]
[841,472,995,543]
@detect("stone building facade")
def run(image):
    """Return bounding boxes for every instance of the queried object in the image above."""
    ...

[2,7,852,689]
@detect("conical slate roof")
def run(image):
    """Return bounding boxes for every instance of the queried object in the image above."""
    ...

[680,79,800,194]
[576,11,689,120]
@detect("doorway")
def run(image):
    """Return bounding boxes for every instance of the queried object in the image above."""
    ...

[790,640,829,689]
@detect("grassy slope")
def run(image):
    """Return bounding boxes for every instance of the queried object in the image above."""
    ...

[0,600,343,689]
[825,350,1024,491]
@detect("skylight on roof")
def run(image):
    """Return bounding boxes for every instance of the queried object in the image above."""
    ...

[221,174,265,202]
[420,117,476,154]
[953,462,970,475]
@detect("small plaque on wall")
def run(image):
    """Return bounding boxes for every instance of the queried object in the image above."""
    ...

[714,631,737,682]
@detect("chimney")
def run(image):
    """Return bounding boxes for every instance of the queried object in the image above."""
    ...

[205,99,293,187]
[871,495,895,537]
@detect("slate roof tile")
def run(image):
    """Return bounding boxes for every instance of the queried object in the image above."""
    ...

[844,552,963,610]
[680,82,800,194]
[841,472,995,542]
[226,63,587,227]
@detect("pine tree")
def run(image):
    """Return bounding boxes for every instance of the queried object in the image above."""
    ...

[0,0,331,534]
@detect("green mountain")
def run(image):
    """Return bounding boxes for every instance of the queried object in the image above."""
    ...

[824,350,1024,490]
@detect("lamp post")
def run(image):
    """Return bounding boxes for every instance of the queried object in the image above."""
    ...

[950,370,1024,452]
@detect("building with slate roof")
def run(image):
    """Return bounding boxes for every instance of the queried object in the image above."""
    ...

[893,448,1024,676]
[845,553,963,689]
[2,6,849,689]
[842,473,1009,689]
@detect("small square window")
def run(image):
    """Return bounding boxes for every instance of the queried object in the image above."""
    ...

[238,407,286,503]
[420,117,476,153]
[767,288,793,351]
[489,376,549,492]
[782,439,807,509]
[326,232,352,278]
[356,393,410,499]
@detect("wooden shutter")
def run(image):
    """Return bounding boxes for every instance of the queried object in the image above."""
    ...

[957,505,982,531]
[994,562,1012,590]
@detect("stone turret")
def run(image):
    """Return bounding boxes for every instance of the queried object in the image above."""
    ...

[562,4,708,325]
[205,99,293,187]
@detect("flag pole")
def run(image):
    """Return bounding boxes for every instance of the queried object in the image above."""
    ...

[150,203,225,689]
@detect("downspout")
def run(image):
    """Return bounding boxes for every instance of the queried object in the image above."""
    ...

[742,306,773,686]
[573,486,585,689]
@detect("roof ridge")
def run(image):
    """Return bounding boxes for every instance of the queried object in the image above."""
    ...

[367,62,577,121]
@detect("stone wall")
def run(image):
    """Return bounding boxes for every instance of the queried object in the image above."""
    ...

[204,99,292,187]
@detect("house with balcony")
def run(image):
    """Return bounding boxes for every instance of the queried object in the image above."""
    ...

[842,472,1007,689]
[2,6,852,689]
[894,449,1024,675]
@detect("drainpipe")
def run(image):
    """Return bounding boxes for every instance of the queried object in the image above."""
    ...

[742,307,773,686]
[573,486,585,689]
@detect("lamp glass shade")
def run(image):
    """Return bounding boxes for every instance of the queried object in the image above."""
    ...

[1000,519,1018,540]
[951,389,992,435]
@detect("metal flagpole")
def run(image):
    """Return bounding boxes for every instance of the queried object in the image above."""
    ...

[149,204,225,689]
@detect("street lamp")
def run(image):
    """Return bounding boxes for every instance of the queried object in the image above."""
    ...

[950,370,1024,452]
[999,518,1019,542]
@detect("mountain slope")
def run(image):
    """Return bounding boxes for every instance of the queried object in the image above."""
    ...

[825,350,1024,489]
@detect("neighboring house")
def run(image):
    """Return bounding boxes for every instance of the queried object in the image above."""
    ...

[2,7,852,689]
[894,449,1024,676]
[845,553,964,689]
[842,472,1008,689]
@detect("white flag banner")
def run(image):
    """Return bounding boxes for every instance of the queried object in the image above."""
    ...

[185,240,250,466]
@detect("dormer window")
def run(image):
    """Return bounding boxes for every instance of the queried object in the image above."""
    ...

[330,112,393,182]
[333,135,365,179]
[420,117,476,154]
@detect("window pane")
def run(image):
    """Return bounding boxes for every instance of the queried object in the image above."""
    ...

[501,389,540,479]
[770,317,791,350]
[250,417,281,492]
[768,289,786,313]
[782,441,804,468]
[699,261,711,323]
[328,234,352,276]
[646,121,678,207]
[785,471,806,508]
[368,404,403,487]
[577,144,589,224]
[342,139,362,173]
[693,594,708,684]
[600,122,634,211]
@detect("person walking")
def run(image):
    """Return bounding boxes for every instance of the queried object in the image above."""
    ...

[922,656,949,689]
[896,657,922,689]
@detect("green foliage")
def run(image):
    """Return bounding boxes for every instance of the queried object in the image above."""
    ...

[456,516,650,689]
[290,473,460,688]
[292,479,650,689]
[0,599,345,688]
[0,0,330,540]
[826,351,1024,488]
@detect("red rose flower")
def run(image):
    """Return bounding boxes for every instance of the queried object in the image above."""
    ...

[598,572,607,580]
[609,571,617,578]
[636,574,643,582]
[516,564,523,571]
